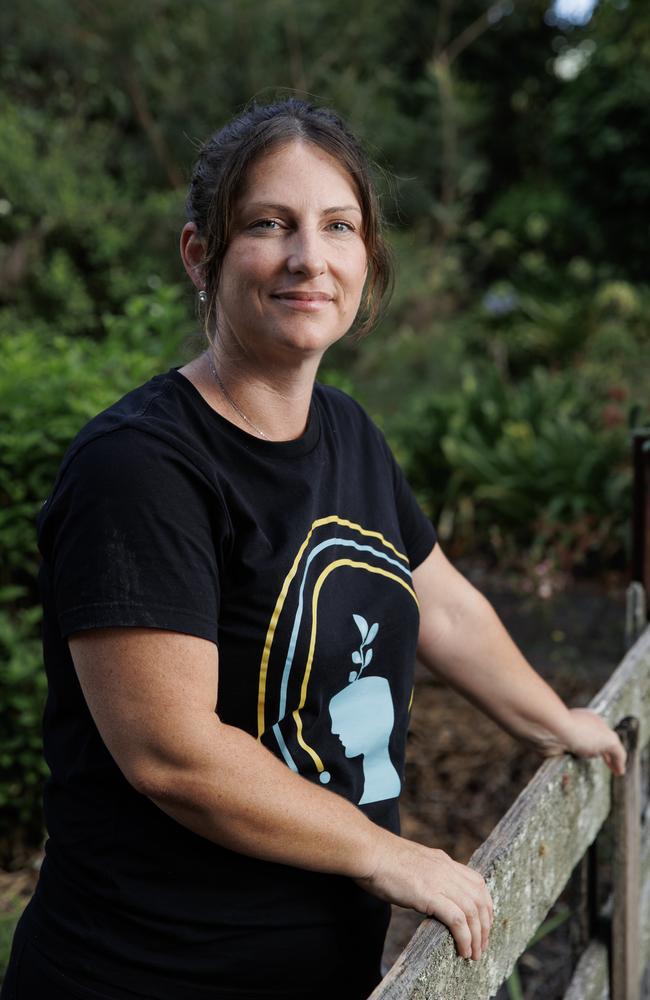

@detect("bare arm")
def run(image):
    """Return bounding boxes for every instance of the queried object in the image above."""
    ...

[69,628,377,876]
[69,626,494,961]
[412,545,626,775]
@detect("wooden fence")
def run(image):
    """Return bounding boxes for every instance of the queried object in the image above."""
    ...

[369,617,650,1000]
[371,427,650,1000]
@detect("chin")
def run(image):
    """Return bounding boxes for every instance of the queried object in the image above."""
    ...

[273,329,345,356]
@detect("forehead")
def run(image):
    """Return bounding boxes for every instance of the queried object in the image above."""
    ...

[236,140,362,210]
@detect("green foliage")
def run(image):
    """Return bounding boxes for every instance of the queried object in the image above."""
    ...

[506,904,570,999]
[464,282,650,401]
[1,0,649,854]
[0,288,193,853]
[0,285,192,594]
[547,2,650,278]
[0,0,442,342]
[0,893,27,977]
[393,364,633,573]
[0,603,47,855]
[0,95,185,338]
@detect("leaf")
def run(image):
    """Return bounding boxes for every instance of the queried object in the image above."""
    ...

[363,648,373,668]
[506,965,524,1000]
[366,622,379,644]
[526,906,570,947]
[348,671,358,683]
[351,651,362,664]
[353,614,368,640]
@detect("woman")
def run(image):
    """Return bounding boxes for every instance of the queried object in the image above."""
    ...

[2,98,625,1000]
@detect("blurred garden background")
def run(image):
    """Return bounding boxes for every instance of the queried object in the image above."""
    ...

[1,0,649,992]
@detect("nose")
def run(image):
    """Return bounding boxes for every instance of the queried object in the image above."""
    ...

[286,229,326,278]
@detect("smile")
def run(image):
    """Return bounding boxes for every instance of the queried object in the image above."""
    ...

[271,294,333,312]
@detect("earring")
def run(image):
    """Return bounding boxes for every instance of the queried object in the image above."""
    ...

[198,289,208,305]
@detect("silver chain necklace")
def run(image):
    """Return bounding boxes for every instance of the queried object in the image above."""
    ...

[207,355,269,440]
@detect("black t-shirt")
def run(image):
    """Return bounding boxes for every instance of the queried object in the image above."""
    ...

[30,368,437,998]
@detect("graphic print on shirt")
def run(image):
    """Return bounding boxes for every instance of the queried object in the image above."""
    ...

[329,614,401,804]
[256,515,419,806]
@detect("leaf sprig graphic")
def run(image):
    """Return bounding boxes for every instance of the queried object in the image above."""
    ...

[349,614,379,683]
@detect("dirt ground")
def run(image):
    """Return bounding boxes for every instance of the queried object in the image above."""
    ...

[382,559,630,998]
[1,562,633,997]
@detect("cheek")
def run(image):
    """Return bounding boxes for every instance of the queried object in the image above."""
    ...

[335,247,366,291]
[223,246,277,287]
[351,249,369,292]
[347,261,369,307]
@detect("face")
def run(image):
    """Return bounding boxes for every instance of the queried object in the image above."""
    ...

[215,141,368,364]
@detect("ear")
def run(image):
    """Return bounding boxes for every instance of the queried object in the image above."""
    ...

[180,222,207,290]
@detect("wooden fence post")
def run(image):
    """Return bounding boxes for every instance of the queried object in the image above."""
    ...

[625,583,647,651]
[632,428,650,618]
[611,716,641,1000]
[568,840,599,967]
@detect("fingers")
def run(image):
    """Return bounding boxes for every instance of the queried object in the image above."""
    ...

[589,714,627,775]
[479,897,493,951]
[603,735,627,776]
[427,896,472,959]
[427,895,481,960]
[450,857,494,949]
[466,895,485,960]
[433,858,493,960]
[426,882,492,961]
[568,708,628,775]
[354,833,493,961]
[458,893,482,961]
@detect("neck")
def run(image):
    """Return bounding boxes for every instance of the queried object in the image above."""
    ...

[192,348,321,442]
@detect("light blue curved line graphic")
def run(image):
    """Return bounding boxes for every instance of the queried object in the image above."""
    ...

[270,538,413,769]
[271,539,413,771]
[279,539,410,721]
[276,537,412,726]
[273,724,299,771]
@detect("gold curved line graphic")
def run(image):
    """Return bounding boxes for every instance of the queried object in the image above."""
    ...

[256,516,410,738]
[408,685,414,713]
[291,558,419,775]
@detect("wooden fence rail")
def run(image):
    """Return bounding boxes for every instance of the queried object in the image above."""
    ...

[369,622,650,1000]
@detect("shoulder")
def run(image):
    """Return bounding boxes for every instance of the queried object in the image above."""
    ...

[49,369,219,497]
[38,370,231,548]
[314,381,369,417]
[314,381,384,439]
[314,381,392,462]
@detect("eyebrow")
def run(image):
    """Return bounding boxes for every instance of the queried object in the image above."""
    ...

[244,202,362,216]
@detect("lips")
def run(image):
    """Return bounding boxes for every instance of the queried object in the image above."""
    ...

[271,291,333,301]
[270,291,333,312]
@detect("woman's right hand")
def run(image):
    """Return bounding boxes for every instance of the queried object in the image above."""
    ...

[353,828,493,962]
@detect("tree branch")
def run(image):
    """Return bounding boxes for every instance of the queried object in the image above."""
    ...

[122,63,185,190]
[445,2,511,67]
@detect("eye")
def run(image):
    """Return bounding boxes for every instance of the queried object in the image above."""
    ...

[250,218,282,231]
[328,221,355,233]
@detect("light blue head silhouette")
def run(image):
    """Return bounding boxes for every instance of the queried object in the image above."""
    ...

[329,674,401,804]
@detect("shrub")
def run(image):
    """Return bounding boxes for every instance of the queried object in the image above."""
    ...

[395,364,635,574]
[0,286,193,856]
[0,603,47,859]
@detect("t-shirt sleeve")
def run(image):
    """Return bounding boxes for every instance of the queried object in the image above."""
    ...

[386,445,437,571]
[40,428,228,644]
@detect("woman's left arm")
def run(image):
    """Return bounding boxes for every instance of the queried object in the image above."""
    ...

[412,544,626,776]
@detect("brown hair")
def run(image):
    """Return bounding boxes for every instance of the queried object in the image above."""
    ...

[185,97,394,341]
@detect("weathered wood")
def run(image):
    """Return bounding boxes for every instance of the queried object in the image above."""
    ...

[563,940,610,1000]
[611,717,641,1000]
[626,583,648,651]
[369,625,650,1000]
[632,429,650,611]
[563,797,650,1000]
[568,841,598,965]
